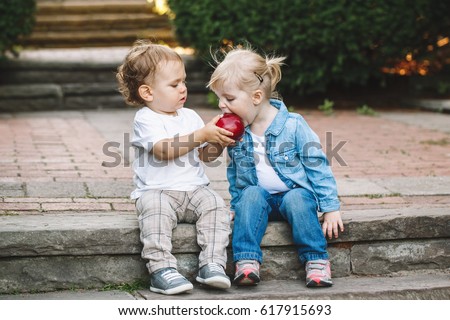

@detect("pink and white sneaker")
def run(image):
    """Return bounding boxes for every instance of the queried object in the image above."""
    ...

[305,259,333,287]
[234,260,260,285]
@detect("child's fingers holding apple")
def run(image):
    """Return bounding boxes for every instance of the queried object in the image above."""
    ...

[215,113,245,141]
[202,118,234,145]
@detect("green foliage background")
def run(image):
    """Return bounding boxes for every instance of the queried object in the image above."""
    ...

[167,0,450,95]
[0,0,36,58]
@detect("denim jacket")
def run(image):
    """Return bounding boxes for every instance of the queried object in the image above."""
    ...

[227,99,340,213]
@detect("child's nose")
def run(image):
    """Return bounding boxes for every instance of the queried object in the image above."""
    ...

[219,106,230,114]
[218,100,227,111]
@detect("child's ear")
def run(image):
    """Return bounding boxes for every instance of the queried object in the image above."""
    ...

[252,90,263,105]
[138,84,153,102]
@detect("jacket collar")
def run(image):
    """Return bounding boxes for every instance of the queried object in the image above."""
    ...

[243,99,289,137]
[265,99,289,136]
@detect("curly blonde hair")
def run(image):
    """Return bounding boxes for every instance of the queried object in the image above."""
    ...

[207,45,285,100]
[116,40,183,106]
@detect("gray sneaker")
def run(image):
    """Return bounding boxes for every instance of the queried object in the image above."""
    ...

[196,263,231,289]
[150,268,193,295]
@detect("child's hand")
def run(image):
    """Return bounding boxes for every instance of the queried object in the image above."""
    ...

[201,115,235,146]
[322,210,344,239]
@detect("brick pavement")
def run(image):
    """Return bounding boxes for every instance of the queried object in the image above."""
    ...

[0,108,449,215]
[306,110,450,178]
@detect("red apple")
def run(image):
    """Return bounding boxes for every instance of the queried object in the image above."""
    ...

[216,113,245,140]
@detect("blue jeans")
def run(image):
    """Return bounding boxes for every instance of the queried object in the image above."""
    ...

[232,186,329,265]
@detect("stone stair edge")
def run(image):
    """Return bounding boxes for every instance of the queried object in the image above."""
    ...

[23,28,175,44]
[37,0,154,14]
[1,207,449,258]
[0,53,201,70]
[0,82,207,94]
[34,13,169,31]
[0,206,445,227]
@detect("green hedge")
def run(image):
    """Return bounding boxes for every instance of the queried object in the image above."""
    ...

[0,0,36,58]
[168,0,450,95]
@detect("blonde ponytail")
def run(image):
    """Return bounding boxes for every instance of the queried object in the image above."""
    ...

[265,56,286,99]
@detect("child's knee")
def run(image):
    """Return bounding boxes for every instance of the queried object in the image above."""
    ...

[286,188,316,207]
[240,185,267,201]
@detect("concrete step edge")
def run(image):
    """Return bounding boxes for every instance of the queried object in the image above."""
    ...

[37,1,154,14]
[21,28,175,43]
[0,82,207,98]
[1,207,449,257]
[0,51,202,68]
[33,14,169,31]
[36,12,165,22]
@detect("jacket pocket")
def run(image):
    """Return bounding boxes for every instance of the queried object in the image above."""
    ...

[272,148,302,175]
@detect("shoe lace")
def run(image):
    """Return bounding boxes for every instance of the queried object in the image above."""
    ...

[161,269,184,283]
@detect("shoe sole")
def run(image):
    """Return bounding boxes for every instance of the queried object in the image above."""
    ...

[196,276,231,289]
[150,283,193,295]
[234,272,260,286]
[306,279,333,288]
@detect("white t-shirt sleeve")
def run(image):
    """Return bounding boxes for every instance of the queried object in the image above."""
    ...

[132,109,170,152]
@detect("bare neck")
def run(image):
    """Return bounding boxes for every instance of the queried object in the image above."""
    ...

[250,101,278,136]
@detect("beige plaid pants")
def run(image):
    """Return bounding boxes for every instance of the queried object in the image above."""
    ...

[136,185,231,274]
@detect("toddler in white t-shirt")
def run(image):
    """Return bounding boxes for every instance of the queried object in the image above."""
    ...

[116,40,235,295]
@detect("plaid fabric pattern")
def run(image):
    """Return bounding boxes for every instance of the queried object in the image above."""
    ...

[136,186,231,273]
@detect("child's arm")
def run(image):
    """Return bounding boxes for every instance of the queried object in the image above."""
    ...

[295,116,341,213]
[198,142,225,162]
[152,115,234,161]
[322,210,344,239]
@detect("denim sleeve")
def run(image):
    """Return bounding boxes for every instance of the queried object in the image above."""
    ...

[295,116,340,213]
[226,146,239,211]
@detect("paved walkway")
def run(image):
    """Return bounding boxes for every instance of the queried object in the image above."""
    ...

[0,107,450,215]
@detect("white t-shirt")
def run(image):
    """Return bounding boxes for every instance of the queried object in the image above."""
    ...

[251,131,290,194]
[130,107,209,199]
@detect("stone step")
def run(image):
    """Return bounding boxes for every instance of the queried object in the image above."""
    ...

[0,83,207,112]
[0,52,205,83]
[139,271,450,300]
[0,83,126,111]
[0,54,209,111]
[36,0,154,15]
[1,271,449,299]
[21,28,176,48]
[0,207,448,293]
[22,1,175,48]
[34,13,170,32]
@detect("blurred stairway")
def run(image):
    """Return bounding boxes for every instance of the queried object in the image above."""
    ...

[20,0,176,48]
[0,49,209,112]
[0,0,212,112]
